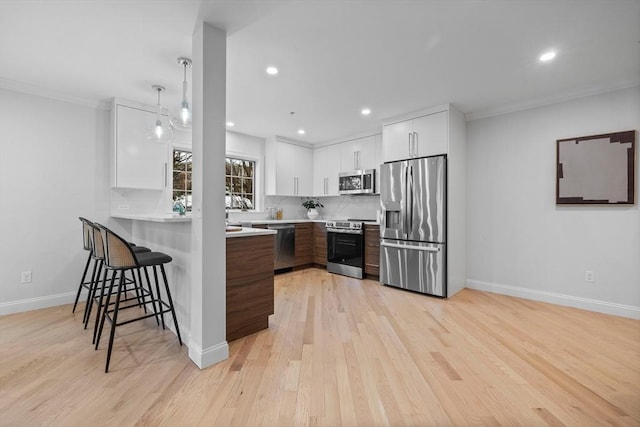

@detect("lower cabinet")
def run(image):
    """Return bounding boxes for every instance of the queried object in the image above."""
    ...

[364,224,380,277]
[294,223,313,267]
[313,222,327,266]
[226,234,275,342]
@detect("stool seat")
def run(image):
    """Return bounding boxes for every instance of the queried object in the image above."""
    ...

[136,252,172,266]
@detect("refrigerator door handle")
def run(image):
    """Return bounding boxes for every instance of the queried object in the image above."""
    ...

[381,241,440,252]
[403,163,409,236]
[407,165,414,232]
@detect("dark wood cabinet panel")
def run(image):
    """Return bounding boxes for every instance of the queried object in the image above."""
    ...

[313,222,327,266]
[226,234,275,342]
[295,223,313,267]
[364,224,380,277]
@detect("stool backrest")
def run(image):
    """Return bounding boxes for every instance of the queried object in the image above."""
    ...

[79,217,94,251]
[96,224,137,269]
[90,222,105,260]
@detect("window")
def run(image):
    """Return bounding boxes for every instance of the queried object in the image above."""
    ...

[172,149,192,211]
[225,157,255,210]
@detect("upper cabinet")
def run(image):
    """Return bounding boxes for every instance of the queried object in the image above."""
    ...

[313,144,341,196]
[265,137,313,196]
[340,135,377,171]
[382,110,448,162]
[112,100,169,190]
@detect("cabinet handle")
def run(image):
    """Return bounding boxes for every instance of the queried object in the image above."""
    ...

[164,163,168,187]
[408,133,412,157]
[353,151,357,170]
[357,151,361,169]
[413,132,418,157]
[324,177,328,195]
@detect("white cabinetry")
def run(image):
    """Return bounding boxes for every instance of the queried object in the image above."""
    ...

[382,110,448,162]
[313,144,341,196]
[265,137,313,196]
[340,135,377,171]
[112,102,169,190]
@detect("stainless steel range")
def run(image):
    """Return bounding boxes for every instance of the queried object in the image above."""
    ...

[326,220,364,279]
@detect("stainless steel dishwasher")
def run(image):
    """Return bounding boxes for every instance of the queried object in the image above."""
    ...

[268,224,295,271]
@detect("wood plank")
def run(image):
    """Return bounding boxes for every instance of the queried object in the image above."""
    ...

[1,269,638,426]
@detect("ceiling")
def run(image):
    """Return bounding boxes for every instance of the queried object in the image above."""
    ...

[1,0,638,144]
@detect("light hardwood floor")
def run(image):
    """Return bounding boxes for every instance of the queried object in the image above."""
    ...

[1,268,638,426]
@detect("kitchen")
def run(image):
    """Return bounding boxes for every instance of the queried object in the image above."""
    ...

[1,1,639,425]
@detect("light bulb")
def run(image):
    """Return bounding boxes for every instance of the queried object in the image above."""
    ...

[154,121,164,139]
[179,106,191,124]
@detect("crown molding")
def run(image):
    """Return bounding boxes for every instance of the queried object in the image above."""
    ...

[0,77,111,110]
[465,81,640,122]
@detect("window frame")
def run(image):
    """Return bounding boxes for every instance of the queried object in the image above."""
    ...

[171,147,193,212]
[225,154,257,211]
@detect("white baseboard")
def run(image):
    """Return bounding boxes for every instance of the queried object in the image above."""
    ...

[466,279,640,320]
[0,291,76,316]
[188,340,229,369]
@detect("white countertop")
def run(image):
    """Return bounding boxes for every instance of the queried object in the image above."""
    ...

[232,219,379,225]
[225,227,277,238]
[111,212,192,223]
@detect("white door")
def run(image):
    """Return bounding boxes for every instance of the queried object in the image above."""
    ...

[355,135,377,170]
[275,142,297,195]
[340,139,359,171]
[292,144,313,196]
[382,119,413,163]
[115,105,168,189]
[413,111,448,157]
[313,145,328,196]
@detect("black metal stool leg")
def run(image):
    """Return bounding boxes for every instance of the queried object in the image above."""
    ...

[93,268,113,345]
[95,270,117,350]
[105,273,125,373]
[83,259,103,328]
[72,252,92,313]
[160,265,183,346]
[152,266,166,330]
[139,267,160,325]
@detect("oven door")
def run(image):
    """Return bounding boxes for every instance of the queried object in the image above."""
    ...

[326,229,364,279]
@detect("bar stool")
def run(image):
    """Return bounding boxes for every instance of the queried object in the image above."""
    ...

[73,217,152,326]
[94,223,182,372]
[85,222,154,335]
[72,217,95,314]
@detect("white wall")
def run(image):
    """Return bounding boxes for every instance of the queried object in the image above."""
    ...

[0,88,131,313]
[466,86,640,318]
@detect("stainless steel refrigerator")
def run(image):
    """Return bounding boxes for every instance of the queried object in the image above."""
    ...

[379,155,446,297]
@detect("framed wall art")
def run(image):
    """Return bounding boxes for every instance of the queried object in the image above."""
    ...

[556,130,636,205]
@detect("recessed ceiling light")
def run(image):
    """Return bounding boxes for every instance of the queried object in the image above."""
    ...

[297,129,305,135]
[361,108,371,116]
[539,50,556,62]
[266,66,279,75]
[226,121,234,127]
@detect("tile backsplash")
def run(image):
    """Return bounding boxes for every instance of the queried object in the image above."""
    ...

[229,195,381,222]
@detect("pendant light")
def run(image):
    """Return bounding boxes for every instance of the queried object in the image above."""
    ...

[170,57,192,129]
[149,85,172,143]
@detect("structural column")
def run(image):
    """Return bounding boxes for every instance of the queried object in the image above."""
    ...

[189,21,228,368]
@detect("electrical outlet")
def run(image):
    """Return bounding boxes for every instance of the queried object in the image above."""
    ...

[584,270,594,282]
[21,271,32,283]
[118,204,130,210]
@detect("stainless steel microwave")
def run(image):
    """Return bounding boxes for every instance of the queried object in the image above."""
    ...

[338,169,376,195]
